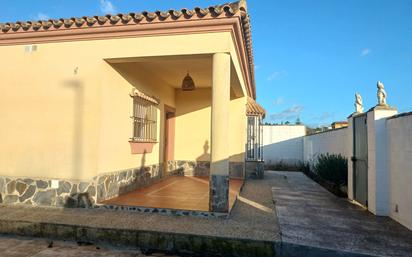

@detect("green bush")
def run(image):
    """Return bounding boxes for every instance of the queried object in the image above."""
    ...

[265,160,306,171]
[265,160,312,173]
[297,161,311,174]
[314,153,348,187]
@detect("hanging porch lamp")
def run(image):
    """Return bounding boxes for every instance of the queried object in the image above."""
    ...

[181,72,196,91]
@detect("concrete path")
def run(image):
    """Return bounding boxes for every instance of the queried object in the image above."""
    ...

[0,235,179,257]
[271,171,412,257]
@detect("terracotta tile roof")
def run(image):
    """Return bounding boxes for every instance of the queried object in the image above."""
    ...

[247,97,266,118]
[0,0,256,98]
[0,3,243,32]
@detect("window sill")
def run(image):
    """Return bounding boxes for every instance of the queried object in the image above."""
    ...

[129,141,157,154]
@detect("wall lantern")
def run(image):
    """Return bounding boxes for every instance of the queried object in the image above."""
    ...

[181,72,196,91]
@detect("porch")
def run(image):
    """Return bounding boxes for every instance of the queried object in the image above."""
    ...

[96,52,250,214]
[101,176,243,213]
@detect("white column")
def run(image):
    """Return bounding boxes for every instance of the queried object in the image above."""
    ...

[367,107,397,215]
[209,52,230,213]
[347,116,355,201]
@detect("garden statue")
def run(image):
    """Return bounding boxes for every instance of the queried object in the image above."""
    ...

[355,93,364,113]
[377,81,387,106]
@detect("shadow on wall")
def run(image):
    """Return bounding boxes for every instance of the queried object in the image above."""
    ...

[110,61,242,119]
[63,79,84,181]
[109,62,212,164]
[87,62,245,202]
[191,141,245,178]
[117,150,153,196]
[109,62,169,170]
[263,137,304,169]
[109,62,212,115]
[94,150,171,204]
[193,140,211,177]
[61,79,98,208]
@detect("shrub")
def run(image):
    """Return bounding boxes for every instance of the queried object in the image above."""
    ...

[314,153,348,187]
[265,160,303,171]
[297,161,311,174]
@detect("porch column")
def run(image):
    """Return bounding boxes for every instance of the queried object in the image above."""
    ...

[209,52,230,213]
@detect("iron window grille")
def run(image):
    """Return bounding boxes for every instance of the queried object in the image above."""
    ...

[246,115,263,161]
[131,96,157,142]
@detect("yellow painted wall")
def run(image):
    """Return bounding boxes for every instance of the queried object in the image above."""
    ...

[229,96,247,162]
[174,89,212,162]
[96,62,175,175]
[0,31,247,180]
[174,88,246,163]
[0,41,103,181]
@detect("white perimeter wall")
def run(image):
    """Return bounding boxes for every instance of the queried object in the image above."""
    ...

[262,113,412,231]
[303,128,350,163]
[262,125,349,165]
[262,125,306,165]
[387,114,412,230]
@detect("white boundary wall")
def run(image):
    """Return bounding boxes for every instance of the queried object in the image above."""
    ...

[387,114,412,230]
[262,125,306,165]
[262,114,412,230]
[263,125,349,165]
[303,128,350,163]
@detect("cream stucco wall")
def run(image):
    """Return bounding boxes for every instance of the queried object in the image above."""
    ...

[174,89,212,162]
[96,62,176,175]
[174,88,246,163]
[0,31,248,181]
[229,96,247,162]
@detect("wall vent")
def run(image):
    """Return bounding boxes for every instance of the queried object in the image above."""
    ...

[24,45,38,53]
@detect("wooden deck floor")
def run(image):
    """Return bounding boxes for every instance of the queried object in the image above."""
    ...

[101,176,244,212]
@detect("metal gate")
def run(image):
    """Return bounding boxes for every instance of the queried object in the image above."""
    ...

[353,114,368,206]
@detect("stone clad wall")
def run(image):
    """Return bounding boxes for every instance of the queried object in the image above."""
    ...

[0,160,244,208]
[0,177,95,208]
[0,163,170,208]
[95,163,179,202]
[170,160,244,179]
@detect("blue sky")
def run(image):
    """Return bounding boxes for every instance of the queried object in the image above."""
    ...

[1,0,411,126]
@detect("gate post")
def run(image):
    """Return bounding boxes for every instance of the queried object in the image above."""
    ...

[347,115,355,201]
[366,106,397,215]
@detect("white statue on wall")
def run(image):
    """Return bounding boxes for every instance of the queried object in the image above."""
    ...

[355,93,364,113]
[377,81,387,106]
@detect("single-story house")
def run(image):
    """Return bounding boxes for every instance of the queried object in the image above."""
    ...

[0,0,265,215]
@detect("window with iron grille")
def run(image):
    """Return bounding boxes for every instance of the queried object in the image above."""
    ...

[246,115,263,161]
[131,96,157,142]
